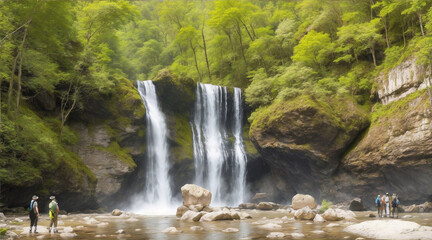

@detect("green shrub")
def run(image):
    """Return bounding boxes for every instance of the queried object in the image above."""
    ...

[0,228,7,235]
[319,199,333,213]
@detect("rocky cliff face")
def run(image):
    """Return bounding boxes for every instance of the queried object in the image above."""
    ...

[377,58,431,105]
[248,59,432,207]
[335,59,432,207]
[249,95,370,201]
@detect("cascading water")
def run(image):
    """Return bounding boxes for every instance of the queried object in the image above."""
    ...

[191,83,248,206]
[232,87,247,204]
[134,80,172,214]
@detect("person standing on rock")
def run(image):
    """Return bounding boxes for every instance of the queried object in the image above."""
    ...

[48,196,59,233]
[375,195,382,217]
[29,195,39,233]
[385,193,390,217]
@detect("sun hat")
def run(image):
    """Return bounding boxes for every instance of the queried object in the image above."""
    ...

[49,196,56,200]
[32,195,39,200]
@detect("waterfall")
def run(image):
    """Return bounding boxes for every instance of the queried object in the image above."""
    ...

[191,83,248,206]
[232,87,247,204]
[135,80,172,214]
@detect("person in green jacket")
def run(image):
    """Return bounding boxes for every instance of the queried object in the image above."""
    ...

[48,196,59,233]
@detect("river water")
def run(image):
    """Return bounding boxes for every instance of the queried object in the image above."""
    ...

[7,211,432,239]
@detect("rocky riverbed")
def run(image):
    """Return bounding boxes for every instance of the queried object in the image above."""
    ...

[1,210,432,240]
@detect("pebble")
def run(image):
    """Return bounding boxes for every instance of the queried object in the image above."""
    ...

[190,226,204,231]
[326,223,340,228]
[59,232,77,238]
[222,228,239,233]
[162,227,182,234]
[291,233,305,238]
[266,232,285,238]
[311,230,325,234]
[116,229,125,234]
[402,215,413,218]
[135,229,142,231]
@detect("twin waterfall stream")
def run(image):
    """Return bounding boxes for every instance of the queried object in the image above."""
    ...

[135,81,248,214]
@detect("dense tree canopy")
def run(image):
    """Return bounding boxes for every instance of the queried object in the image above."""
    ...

[1,0,432,144]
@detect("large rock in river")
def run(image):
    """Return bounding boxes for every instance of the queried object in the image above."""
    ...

[250,95,369,201]
[292,194,317,210]
[181,184,212,207]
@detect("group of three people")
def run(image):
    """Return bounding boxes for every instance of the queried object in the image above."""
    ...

[29,195,60,233]
[376,193,400,218]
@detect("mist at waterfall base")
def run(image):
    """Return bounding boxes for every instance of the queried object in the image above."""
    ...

[130,81,248,214]
[131,80,176,215]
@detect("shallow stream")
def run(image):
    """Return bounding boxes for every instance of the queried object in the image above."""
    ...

[5,211,432,239]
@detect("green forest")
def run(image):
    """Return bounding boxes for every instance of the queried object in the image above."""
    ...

[1,0,432,197]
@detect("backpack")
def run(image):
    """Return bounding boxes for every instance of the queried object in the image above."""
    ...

[376,198,381,206]
[396,199,400,205]
[30,200,35,211]
[392,199,397,208]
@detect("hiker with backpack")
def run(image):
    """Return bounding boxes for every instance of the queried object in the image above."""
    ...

[391,194,400,218]
[29,195,40,233]
[375,195,382,217]
[48,196,59,233]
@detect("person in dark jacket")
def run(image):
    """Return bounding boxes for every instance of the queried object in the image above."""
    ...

[29,195,39,233]
[376,195,382,217]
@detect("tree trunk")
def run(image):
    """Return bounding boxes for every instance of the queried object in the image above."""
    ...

[370,0,375,20]
[201,22,211,81]
[7,52,19,114]
[383,19,390,48]
[402,24,406,48]
[191,44,201,82]
[371,45,377,66]
[60,85,78,139]
[15,26,29,120]
[419,13,425,37]
[236,23,247,67]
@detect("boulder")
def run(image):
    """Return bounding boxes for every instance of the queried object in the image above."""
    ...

[294,206,316,220]
[181,184,212,207]
[176,205,189,218]
[322,208,355,221]
[349,198,366,211]
[202,206,213,212]
[238,212,252,219]
[292,194,317,210]
[188,204,204,212]
[368,213,376,218]
[251,193,269,203]
[322,208,343,221]
[344,219,432,239]
[404,202,432,213]
[257,202,274,210]
[115,229,125,234]
[199,211,233,221]
[5,231,18,240]
[0,212,5,220]
[180,211,206,222]
[313,214,326,223]
[111,209,123,216]
[238,203,257,209]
